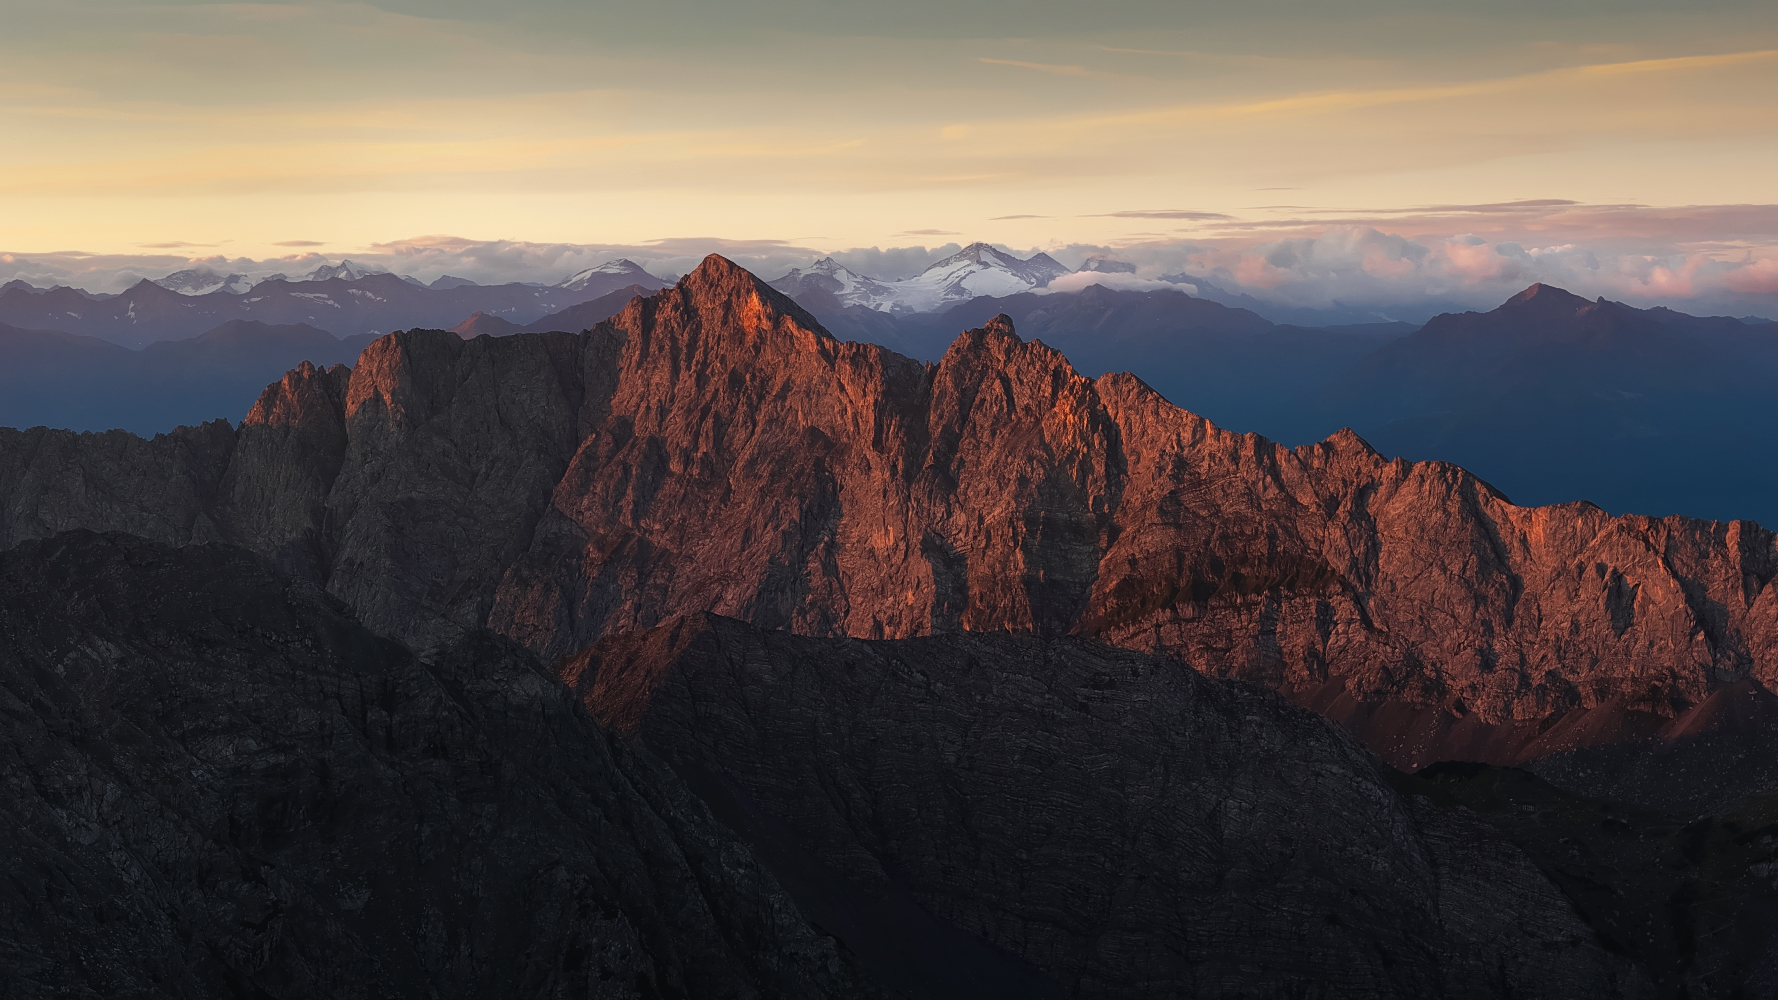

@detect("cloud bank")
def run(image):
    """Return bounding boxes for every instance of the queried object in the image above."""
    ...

[3,202,1773,322]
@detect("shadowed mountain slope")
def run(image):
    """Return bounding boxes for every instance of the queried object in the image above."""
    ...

[559,612,1650,999]
[0,531,872,999]
[3,257,1778,770]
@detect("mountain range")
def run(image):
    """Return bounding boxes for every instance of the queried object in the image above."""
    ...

[1307,283,1778,522]
[4,255,1774,761]
[9,246,1778,529]
[783,280,1778,526]
[770,242,1072,314]
[0,258,674,348]
[4,255,1778,995]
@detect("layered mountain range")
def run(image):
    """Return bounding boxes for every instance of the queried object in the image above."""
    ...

[789,280,1778,527]
[3,255,1774,766]
[1310,283,1778,523]
[5,255,1778,996]
[0,286,658,435]
[0,259,669,348]
[33,245,1776,531]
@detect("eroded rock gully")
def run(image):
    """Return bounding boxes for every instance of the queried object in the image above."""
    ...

[4,254,1777,765]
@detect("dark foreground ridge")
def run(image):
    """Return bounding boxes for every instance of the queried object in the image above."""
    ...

[0,531,869,999]
[2,531,1670,999]
[566,613,1656,999]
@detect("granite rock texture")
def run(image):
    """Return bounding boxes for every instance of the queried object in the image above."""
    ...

[4,255,1778,761]
[561,612,1653,999]
[0,531,872,999]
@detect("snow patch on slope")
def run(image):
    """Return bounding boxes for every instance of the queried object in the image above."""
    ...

[154,268,254,295]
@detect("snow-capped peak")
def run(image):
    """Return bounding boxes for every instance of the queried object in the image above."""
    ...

[888,242,1073,312]
[154,267,255,296]
[767,257,899,311]
[303,259,385,282]
[557,259,660,292]
[770,243,1076,315]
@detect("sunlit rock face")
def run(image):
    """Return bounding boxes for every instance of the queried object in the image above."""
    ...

[4,255,1778,766]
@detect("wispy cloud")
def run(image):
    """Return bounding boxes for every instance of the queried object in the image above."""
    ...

[1580,48,1778,77]
[898,228,960,235]
[272,239,326,247]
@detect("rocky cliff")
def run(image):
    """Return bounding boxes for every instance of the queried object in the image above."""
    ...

[5,255,1777,766]
[0,531,871,999]
[561,612,1652,999]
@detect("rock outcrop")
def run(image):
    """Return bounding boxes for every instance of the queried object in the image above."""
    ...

[0,531,871,999]
[4,256,1778,765]
[560,612,1652,999]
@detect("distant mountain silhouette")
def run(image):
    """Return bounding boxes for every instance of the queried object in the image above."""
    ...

[444,285,659,340]
[1313,282,1778,522]
[0,319,371,433]
[449,311,522,339]
[0,273,600,347]
[520,284,656,333]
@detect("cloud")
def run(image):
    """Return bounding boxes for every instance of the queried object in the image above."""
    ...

[1727,259,1778,295]
[273,239,327,247]
[898,229,961,236]
[1404,199,1581,214]
[1089,210,1234,221]
[1044,272,1190,295]
[136,241,220,248]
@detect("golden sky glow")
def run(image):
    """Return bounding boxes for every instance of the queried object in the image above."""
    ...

[1,0,1774,276]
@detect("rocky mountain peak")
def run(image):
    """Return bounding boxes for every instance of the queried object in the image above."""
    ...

[449,311,521,339]
[241,357,349,430]
[664,253,834,344]
[557,258,667,293]
[1502,281,1592,313]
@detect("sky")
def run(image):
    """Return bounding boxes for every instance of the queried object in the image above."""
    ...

[2,0,1775,316]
